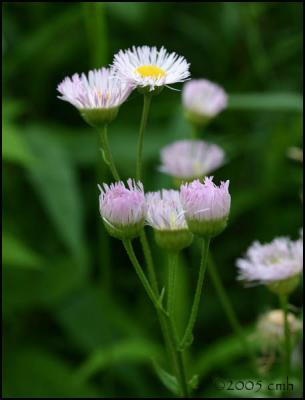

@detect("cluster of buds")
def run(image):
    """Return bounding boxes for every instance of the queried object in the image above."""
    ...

[98,176,231,251]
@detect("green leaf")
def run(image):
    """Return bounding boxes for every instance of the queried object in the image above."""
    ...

[25,127,87,264]
[2,122,37,167]
[229,93,303,112]
[3,347,99,398]
[55,286,148,353]
[188,374,199,391]
[153,361,180,396]
[194,328,259,379]
[2,231,44,270]
[75,339,162,383]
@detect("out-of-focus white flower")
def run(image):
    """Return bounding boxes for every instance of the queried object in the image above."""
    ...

[159,140,225,180]
[182,79,227,126]
[257,309,302,350]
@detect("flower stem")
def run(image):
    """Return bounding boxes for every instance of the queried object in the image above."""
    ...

[136,94,152,181]
[140,231,159,292]
[96,134,111,291]
[122,239,165,313]
[99,124,120,181]
[208,252,257,370]
[180,237,210,350]
[167,252,178,318]
[124,239,188,397]
[279,293,291,387]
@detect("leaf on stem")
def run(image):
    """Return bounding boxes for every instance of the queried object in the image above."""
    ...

[153,360,180,396]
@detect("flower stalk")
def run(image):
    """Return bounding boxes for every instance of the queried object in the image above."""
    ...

[180,237,210,350]
[136,94,152,181]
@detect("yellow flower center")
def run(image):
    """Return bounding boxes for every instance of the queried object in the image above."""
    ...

[135,65,166,79]
[192,160,202,176]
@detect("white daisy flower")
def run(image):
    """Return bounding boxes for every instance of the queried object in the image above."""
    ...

[57,67,132,110]
[112,46,190,92]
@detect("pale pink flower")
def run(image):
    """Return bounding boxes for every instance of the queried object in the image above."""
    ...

[98,179,146,239]
[182,79,227,118]
[180,177,231,222]
[236,235,303,285]
[57,67,132,110]
[159,140,225,180]
[180,177,230,237]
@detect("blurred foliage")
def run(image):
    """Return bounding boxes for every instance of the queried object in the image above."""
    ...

[2,2,303,398]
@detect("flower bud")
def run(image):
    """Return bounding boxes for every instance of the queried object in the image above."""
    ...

[257,309,302,349]
[180,177,231,238]
[146,190,193,252]
[182,79,227,128]
[99,179,146,240]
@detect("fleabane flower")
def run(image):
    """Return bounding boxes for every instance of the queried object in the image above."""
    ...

[146,190,193,252]
[98,179,146,240]
[57,67,132,127]
[112,46,190,93]
[182,79,227,126]
[159,140,225,183]
[236,234,303,295]
[180,177,231,238]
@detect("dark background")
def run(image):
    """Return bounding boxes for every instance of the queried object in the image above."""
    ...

[3,2,303,397]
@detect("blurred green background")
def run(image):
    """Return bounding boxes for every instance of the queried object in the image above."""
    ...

[3,2,303,398]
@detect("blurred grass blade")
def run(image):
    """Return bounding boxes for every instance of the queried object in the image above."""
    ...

[82,2,108,66]
[2,122,37,167]
[3,232,44,270]
[6,8,81,75]
[75,339,162,383]
[194,327,259,379]
[229,93,303,112]
[25,127,86,264]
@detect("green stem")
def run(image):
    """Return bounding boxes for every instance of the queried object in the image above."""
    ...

[140,231,159,293]
[180,237,210,349]
[99,125,120,181]
[167,253,178,318]
[191,123,200,139]
[279,293,291,385]
[96,134,111,291]
[122,239,164,313]
[124,239,188,397]
[136,94,152,181]
[208,252,257,369]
